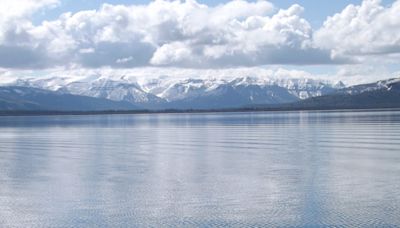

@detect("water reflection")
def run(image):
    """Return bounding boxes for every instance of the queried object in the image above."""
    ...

[0,110,400,227]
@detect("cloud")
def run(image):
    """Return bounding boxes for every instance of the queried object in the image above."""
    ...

[0,0,59,21]
[149,4,349,67]
[0,45,49,68]
[76,41,156,68]
[0,0,345,69]
[0,0,60,68]
[0,66,323,84]
[315,0,400,57]
[0,0,398,70]
[2,64,399,87]
[0,0,59,43]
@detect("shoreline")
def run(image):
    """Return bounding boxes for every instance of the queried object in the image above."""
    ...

[1,106,400,117]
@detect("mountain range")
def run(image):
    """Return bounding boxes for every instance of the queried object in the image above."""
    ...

[289,78,400,109]
[0,75,398,112]
[0,86,136,111]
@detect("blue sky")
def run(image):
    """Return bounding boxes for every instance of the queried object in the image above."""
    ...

[1,0,400,84]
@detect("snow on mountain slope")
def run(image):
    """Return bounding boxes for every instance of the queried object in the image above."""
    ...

[153,78,227,101]
[339,77,400,95]
[291,77,400,109]
[8,75,164,106]
[0,86,137,111]
[60,78,163,104]
[141,76,341,102]
[3,74,344,109]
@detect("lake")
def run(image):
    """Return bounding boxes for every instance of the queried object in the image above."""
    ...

[0,110,400,227]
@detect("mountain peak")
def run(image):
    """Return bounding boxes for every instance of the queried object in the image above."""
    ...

[3,75,341,109]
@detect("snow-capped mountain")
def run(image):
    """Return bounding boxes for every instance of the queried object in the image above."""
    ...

[291,77,400,109]
[4,75,344,109]
[140,76,342,108]
[0,86,136,111]
[58,78,164,106]
[338,78,400,95]
[12,75,164,108]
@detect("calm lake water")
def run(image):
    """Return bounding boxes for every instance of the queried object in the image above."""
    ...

[0,110,400,227]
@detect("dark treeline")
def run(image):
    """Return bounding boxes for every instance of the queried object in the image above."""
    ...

[1,106,400,117]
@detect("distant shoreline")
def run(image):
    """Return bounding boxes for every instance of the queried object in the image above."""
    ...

[1,106,400,117]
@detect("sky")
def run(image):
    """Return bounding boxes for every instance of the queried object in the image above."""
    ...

[35,0,394,28]
[0,0,399,84]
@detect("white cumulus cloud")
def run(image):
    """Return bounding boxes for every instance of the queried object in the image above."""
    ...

[315,0,400,57]
[0,0,345,69]
[0,0,398,71]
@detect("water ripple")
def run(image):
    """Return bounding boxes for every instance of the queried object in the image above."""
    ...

[1,110,400,227]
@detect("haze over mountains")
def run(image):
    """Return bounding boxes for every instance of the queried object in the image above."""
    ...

[0,75,399,112]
